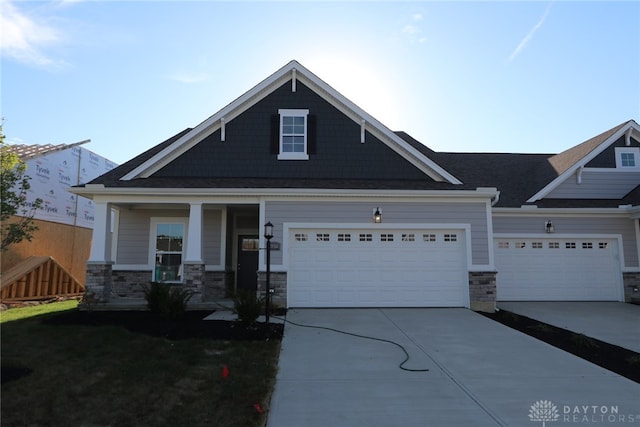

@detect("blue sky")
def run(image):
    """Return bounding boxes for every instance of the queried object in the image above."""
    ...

[2,1,639,165]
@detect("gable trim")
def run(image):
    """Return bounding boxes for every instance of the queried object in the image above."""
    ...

[527,121,640,203]
[120,60,461,184]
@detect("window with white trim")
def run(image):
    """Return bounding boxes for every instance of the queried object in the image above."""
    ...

[278,109,309,160]
[151,220,187,283]
[615,147,639,169]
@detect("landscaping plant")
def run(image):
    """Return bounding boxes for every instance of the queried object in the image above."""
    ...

[142,281,194,320]
[233,290,264,326]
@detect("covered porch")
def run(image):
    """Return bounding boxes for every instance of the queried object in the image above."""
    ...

[84,198,267,309]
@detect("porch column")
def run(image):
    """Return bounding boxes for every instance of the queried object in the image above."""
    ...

[88,201,112,262]
[85,201,113,304]
[185,203,203,263]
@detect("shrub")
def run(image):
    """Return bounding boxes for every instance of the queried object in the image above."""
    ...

[233,290,263,326]
[141,282,193,320]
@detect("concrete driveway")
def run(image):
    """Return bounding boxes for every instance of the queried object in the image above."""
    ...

[267,309,639,427]
[498,302,640,353]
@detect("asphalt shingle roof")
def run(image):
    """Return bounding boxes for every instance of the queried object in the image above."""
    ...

[84,122,638,208]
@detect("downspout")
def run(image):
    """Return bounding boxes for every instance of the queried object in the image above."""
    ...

[491,192,500,206]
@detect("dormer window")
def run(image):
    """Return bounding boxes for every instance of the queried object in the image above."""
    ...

[278,109,309,160]
[615,147,639,169]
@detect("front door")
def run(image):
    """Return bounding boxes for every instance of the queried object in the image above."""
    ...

[237,235,259,292]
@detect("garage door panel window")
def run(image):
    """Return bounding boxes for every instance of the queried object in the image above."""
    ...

[423,234,436,242]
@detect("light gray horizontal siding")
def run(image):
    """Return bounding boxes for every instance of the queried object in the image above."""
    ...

[203,209,222,265]
[547,171,640,199]
[266,201,490,266]
[116,209,188,265]
[493,215,638,267]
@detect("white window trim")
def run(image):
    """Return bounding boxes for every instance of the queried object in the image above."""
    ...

[615,147,640,169]
[278,108,309,160]
[149,217,189,283]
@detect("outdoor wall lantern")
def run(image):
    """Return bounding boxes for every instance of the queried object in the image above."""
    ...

[373,207,382,223]
[545,220,555,233]
[264,221,274,324]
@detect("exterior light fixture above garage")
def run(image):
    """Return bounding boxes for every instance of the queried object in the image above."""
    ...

[545,220,555,233]
[373,208,382,224]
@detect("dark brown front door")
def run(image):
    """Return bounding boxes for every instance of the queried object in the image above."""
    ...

[237,235,259,291]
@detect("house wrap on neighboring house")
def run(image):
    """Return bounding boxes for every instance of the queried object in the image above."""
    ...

[71,60,640,312]
[3,141,117,285]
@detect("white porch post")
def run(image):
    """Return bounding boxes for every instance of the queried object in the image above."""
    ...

[88,201,112,262]
[185,203,203,263]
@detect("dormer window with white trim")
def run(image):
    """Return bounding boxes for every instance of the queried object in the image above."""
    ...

[615,147,639,169]
[278,109,309,160]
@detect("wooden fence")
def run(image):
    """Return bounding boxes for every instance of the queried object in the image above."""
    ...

[1,256,85,302]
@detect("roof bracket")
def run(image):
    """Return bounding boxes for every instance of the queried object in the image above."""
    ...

[576,166,584,184]
[625,127,632,146]
[292,69,297,92]
[220,117,225,142]
[360,119,366,143]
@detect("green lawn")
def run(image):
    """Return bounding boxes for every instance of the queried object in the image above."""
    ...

[1,301,281,426]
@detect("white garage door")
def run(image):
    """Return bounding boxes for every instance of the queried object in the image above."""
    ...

[288,228,468,307]
[495,237,622,301]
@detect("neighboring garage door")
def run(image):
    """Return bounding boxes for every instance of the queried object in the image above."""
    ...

[494,237,621,301]
[288,228,468,307]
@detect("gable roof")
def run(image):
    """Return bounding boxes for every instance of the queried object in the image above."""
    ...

[527,120,640,203]
[119,60,461,185]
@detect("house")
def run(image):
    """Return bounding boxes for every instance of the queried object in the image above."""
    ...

[71,60,640,312]
[2,141,117,295]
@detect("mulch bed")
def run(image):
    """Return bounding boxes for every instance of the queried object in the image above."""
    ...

[43,310,284,341]
[481,310,640,383]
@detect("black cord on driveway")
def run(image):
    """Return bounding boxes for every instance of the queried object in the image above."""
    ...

[272,316,429,372]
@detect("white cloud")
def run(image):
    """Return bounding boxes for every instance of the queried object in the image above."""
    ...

[402,12,427,44]
[507,2,553,63]
[0,0,67,68]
